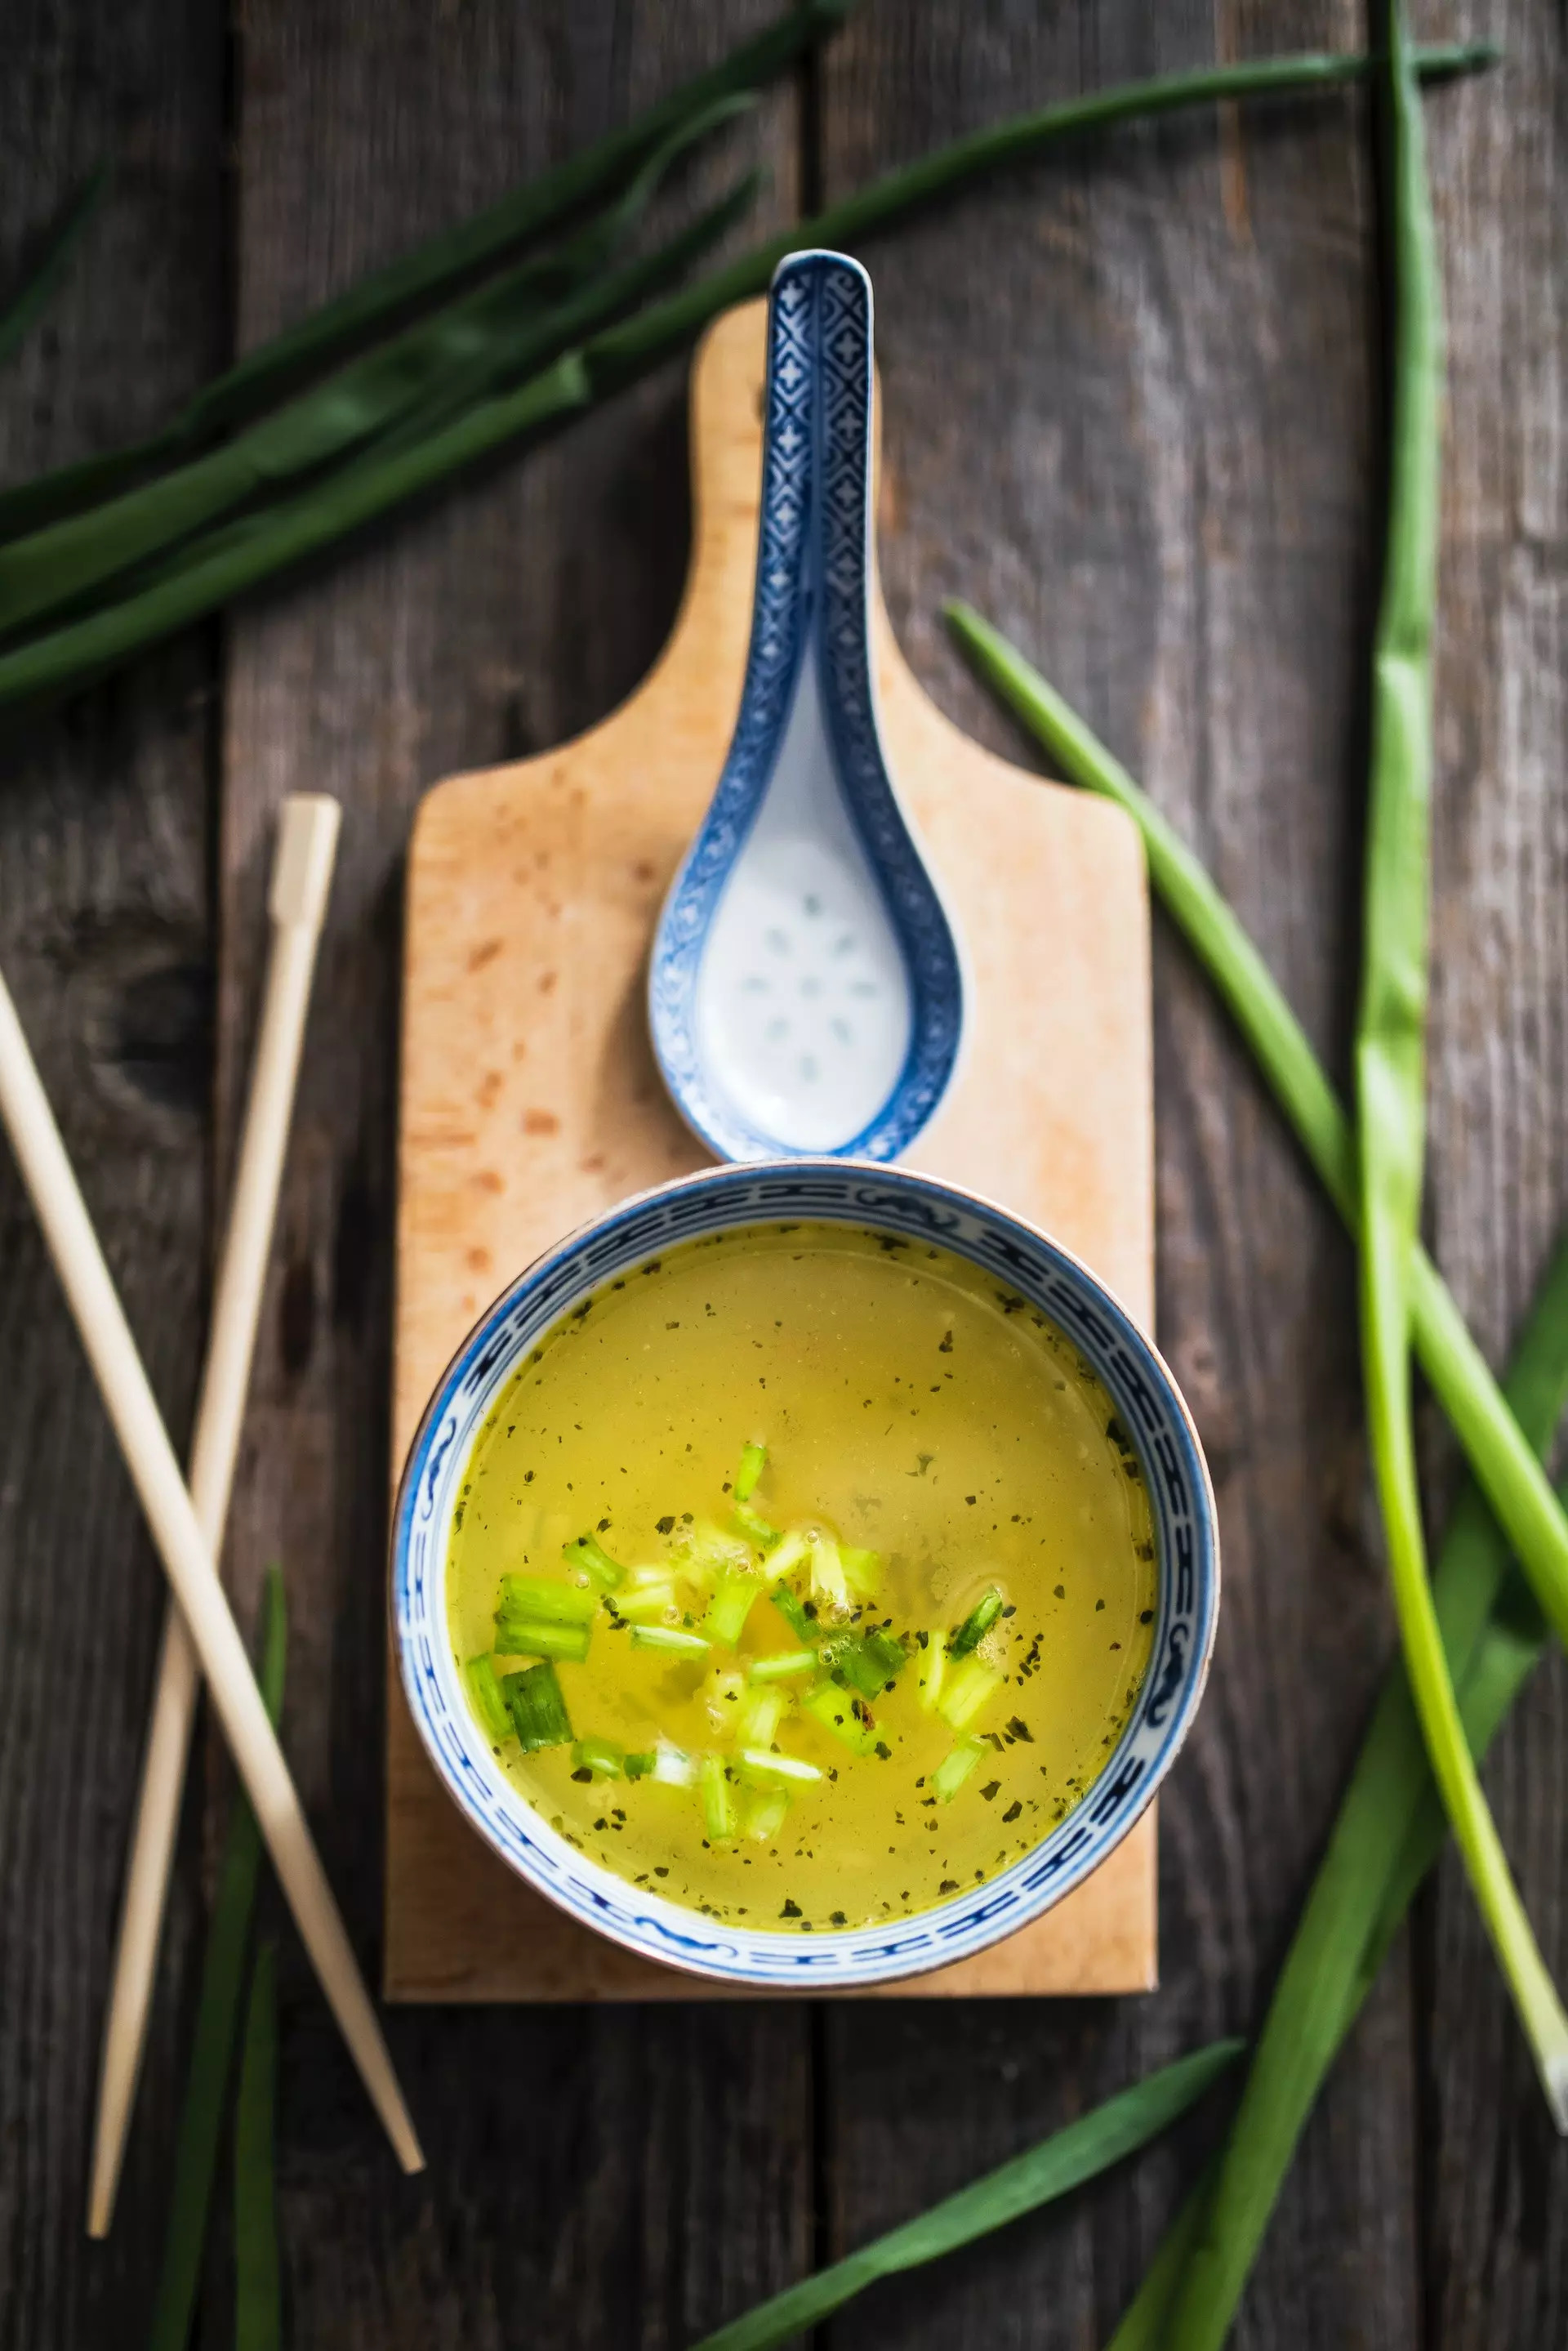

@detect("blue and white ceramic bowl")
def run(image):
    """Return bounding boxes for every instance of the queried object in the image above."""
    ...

[391,1162,1219,1989]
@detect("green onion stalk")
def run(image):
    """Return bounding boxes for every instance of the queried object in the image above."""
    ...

[0,36,1498,718]
[687,2041,1241,2351]
[0,0,852,542]
[233,1943,283,2351]
[944,614,1568,2340]
[942,604,1568,1665]
[1351,0,1568,2130]
[0,97,755,639]
[149,1566,287,2351]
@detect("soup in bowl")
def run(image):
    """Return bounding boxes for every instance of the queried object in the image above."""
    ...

[391,1162,1218,1988]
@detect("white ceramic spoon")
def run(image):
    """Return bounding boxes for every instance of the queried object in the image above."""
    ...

[649,249,964,1162]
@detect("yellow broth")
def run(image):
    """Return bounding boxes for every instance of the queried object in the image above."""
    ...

[446,1221,1156,1932]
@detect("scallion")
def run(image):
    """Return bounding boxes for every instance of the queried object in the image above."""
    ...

[915,1631,947,1715]
[232,1941,281,2351]
[769,1584,816,1644]
[743,1787,791,1843]
[700,1755,737,1842]
[492,1616,591,1666]
[0,45,1498,720]
[501,1660,572,1752]
[840,1543,883,1597]
[562,1532,626,1590]
[572,1736,625,1780]
[703,1570,763,1648]
[808,1533,850,1612]
[685,2041,1241,2351]
[149,1566,287,2351]
[942,605,1568,1658]
[735,1685,786,1750]
[680,1521,751,1582]
[463,1654,513,1743]
[747,1648,818,1684]
[1355,0,1568,2133]
[801,1680,877,1756]
[737,1748,823,1789]
[1153,1233,1568,2349]
[936,1655,1002,1734]
[759,1527,810,1583]
[0,2,848,540]
[734,1440,768,1502]
[498,1572,596,1624]
[734,1498,782,1547]
[612,1577,677,1623]
[0,108,743,640]
[826,1627,908,1700]
[949,1587,1004,1657]
[932,1737,987,1803]
[630,1623,710,1658]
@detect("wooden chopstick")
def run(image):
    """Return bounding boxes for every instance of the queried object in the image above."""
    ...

[0,923,423,2193]
[87,796,345,2237]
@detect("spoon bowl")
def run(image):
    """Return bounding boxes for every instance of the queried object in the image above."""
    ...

[649,250,964,1163]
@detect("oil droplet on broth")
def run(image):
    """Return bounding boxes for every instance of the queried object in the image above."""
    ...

[446,1222,1157,1931]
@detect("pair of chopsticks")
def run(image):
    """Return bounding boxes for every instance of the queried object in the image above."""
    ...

[0,797,422,2240]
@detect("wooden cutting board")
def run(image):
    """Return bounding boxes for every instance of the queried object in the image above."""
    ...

[386,301,1155,2001]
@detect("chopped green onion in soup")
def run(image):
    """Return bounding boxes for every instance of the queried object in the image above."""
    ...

[446,1222,1157,1929]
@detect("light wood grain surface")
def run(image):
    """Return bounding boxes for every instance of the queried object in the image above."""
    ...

[388,299,1155,2003]
[2,4,1566,2347]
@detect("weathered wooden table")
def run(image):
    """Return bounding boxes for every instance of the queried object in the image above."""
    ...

[2,4,1564,2345]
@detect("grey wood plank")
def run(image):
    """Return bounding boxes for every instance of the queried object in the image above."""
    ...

[1420,4,1568,2345]
[217,6,813,2343]
[810,6,1427,2348]
[0,2,225,2345]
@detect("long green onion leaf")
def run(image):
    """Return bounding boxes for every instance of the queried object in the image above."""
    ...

[687,2041,1241,2351]
[944,606,1568,2329]
[171,1,840,439]
[149,1564,286,2351]
[0,109,753,642]
[1102,2168,1215,2351]
[1352,0,1568,2129]
[0,163,111,371]
[0,42,1494,717]
[0,170,755,712]
[942,610,1568,1657]
[233,1942,283,2351]
[0,3,846,542]
[1153,1223,1568,2351]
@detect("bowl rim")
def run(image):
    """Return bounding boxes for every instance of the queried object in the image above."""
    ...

[390,1158,1219,1989]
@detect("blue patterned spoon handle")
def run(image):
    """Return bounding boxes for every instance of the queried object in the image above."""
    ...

[648,251,964,1164]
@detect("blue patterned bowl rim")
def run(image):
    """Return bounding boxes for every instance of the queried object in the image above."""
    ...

[648,250,965,1165]
[390,1161,1220,1989]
